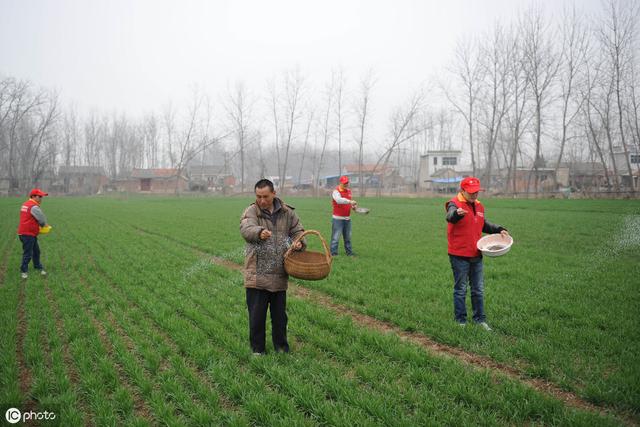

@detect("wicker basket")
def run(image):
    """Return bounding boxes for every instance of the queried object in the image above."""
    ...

[284,230,332,280]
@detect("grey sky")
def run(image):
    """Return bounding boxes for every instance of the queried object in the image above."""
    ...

[1,0,602,144]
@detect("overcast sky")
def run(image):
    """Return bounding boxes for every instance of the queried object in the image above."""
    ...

[1,0,603,144]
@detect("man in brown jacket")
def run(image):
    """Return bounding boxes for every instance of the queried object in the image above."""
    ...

[240,179,305,354]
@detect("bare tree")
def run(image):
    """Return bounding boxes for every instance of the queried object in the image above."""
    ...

[142,113,159,168]
[503,24,532,193]
[372,91,425,196]
[584,55,620,190]
[435,108,454,151]
[3,79,47,192]
[626,56,640,178]
[334,69,347,175]
[313,74,336,196]
[598,0,639,191]
[297,109,314,187]
[444,38,484,175]
[477,23,511,191]
[225,81,255,192]
[553,6,590,186]
[162,102,177,168]
[0,78,17,163]
[354,70,375,196]
[267,77,282,184]
[172,88,219,194]
[522,6,560,193]
[62,106,79,168]
[254,130,268,179]
[278,69,305,195]
[83,112,106,168]
[28,91,59,189]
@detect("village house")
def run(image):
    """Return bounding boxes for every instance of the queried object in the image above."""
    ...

[58,165,108,195]
[186,163,235,192]
[612,146,640,189]
[325,163,395,189]
[418,150,466,192]
[118,168,188,193]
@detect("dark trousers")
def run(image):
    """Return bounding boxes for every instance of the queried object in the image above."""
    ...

[19,235,43,273]
[449,255,485,323]
[246,288,289,353]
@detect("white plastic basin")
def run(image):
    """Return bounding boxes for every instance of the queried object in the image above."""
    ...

[477,233,513,257]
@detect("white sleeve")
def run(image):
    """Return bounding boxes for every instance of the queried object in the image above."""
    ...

[332,190,352,204]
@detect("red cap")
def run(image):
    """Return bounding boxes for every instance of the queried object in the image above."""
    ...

[29,188,49,197]
[339,176,349,184]
[460,177,483,193]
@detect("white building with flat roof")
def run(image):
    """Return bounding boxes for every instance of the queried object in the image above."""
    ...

[418,150,467,191]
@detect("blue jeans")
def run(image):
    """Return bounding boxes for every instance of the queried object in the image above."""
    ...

[449,255,485,323]
[330,218,353,256]
[19,235,43,273]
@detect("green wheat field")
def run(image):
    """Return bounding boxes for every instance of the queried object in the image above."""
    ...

[0,196,638,426]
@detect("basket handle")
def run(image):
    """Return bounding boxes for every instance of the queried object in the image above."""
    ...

[284,230,332,264]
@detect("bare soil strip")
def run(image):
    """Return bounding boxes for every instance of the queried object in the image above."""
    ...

[132,227,637,425]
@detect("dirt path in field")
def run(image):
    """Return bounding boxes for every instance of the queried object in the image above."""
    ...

[135,227,637,426]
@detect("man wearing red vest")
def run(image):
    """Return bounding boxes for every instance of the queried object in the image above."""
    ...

[17,188,50,279]
[330,175,357,256]
[446,177,509,330]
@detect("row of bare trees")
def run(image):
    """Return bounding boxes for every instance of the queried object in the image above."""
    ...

[444,0,640,193]
[2,1,637,196]
[0,80,228,194]
[0,78,59,193]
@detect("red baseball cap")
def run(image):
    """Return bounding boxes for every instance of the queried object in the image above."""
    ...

[29,188,49,197]
[339,176,349,184]
[460,177,483,193]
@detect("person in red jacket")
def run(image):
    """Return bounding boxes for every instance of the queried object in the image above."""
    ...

[330,175,358,256]
[446,177,509,330]
[17,188,50,279]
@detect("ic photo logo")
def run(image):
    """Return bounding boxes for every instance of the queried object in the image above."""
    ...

[4,407,57,424]
[5,408,20,424]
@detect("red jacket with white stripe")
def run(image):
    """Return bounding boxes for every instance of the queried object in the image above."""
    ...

[332,186,352,218]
